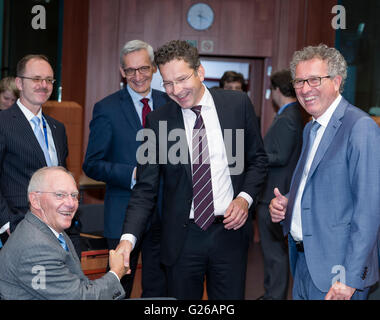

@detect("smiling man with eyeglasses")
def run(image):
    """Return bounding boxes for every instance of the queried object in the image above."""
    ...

[117,40,268,300]
[0,166,127,300]
[0,54,69,251]
[83,40,170,298]
[269,44,380,300]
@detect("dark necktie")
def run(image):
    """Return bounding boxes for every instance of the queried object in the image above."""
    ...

[31,116,52,166]
[141,98,151,128]
[284,120,321,234]
[58,233,69,252]
[191,105,215,230]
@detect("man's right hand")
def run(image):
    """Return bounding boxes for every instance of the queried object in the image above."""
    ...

[108,248,129,279]
[269,188,288,223]
[115,240,133,271]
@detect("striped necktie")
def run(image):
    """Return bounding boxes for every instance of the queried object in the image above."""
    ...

[191,105,215,230]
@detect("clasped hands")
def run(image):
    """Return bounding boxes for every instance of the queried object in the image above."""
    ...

[116,196,249,271]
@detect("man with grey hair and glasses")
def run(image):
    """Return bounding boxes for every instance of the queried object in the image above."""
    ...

[269,44,380,300]
[83,39,170,298]
[0,166,127,300]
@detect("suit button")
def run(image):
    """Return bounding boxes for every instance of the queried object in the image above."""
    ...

[113,291,121,299]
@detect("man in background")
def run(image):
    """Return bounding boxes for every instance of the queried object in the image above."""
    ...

[83,40,169,298]
[257,69,303,300]
[219,70,246,92]
[0,55,71,248]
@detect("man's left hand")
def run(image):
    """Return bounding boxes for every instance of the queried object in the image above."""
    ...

[325,281,356,300]
[223,197,249,230]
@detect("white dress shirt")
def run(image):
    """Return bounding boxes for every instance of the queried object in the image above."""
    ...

[290,95,342,241]
[17,99,59,166]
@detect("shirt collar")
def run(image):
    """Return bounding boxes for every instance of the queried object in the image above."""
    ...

[127,85,152,106]
[31,212,61,239]
[313,94,342,128]
[17,99,42,122]
[277,101,297,115]
[182,84,214,115]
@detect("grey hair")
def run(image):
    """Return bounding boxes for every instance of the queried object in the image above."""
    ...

[289,44,347,93]
[120,40,155,68]
[28,166,75,194]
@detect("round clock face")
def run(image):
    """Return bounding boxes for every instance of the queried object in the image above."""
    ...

[187,3,214,31]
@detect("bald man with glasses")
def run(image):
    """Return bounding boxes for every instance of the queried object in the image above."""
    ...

[0,167,127,300]
[0,54,69,249]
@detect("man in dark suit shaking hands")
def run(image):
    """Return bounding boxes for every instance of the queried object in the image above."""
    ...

[117,40,268,299]
[0,55,68,240]
[83,40,170,298]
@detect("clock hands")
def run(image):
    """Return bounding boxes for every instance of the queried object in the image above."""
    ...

[197,11,206,28]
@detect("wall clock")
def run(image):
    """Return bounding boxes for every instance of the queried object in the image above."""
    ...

[187,3,214,31]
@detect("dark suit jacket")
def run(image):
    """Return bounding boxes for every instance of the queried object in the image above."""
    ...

[0,104,68,230]
[259,102,304,204]
[122,89,268,266]
[0,211,124,300]
[83,87,170,239]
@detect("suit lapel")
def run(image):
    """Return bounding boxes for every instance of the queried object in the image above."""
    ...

[26,212,82,270]
[119,88,142,131]
[307,99,346,182]
[166,101,192,181]
[12,105,47,166]
[63,231,81,264]
[209,90,238,185]
[43,114,63,165]
[151,90,166,111]
[210,90,229,132]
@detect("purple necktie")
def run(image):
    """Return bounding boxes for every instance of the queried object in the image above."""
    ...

[191,105,215,230]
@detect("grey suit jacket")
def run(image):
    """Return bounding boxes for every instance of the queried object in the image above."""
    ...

[0,212,125,300]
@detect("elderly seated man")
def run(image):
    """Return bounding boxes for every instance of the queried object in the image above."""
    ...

[0,166,127,300]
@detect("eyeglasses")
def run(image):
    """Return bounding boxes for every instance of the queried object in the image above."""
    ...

[161,72,195,91]
[18,76,56,85]
[292,76,331,89]
[35,191,79,201]
[123,66,152,76]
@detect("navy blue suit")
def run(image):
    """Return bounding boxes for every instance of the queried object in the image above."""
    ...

[83,86,170,297]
